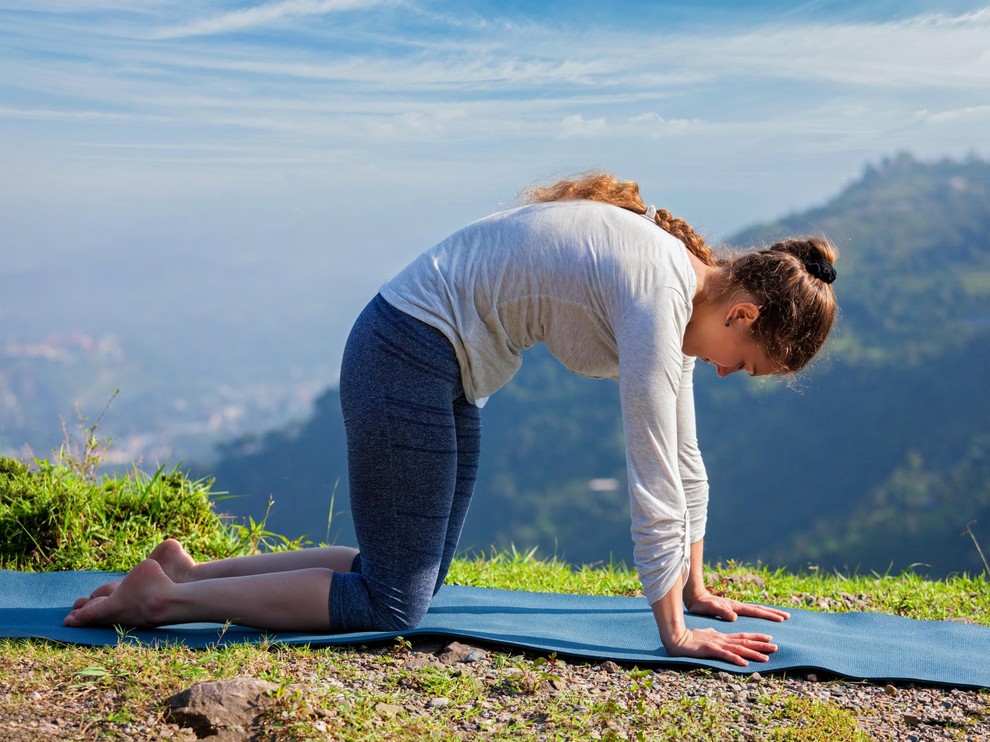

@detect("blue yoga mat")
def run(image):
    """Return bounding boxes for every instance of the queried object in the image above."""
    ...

[1,570,987,688]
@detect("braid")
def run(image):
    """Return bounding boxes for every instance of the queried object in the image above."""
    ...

[653,208,718,267]
[527,172,717,266]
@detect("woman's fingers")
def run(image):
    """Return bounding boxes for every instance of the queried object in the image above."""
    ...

[733,601,791,622]
[684,628,778,666]
[687,592,790,623]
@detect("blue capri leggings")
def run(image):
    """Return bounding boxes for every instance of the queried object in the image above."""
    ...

[329,294,481,631]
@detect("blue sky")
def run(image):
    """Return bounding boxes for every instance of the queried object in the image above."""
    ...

[2,0,989,379]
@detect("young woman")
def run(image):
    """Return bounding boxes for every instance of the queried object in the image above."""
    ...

[66,173,838,667]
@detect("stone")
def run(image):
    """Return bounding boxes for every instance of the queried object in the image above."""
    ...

[403,654,437,670]
[903,713,922,727]
[374,702,402,717]
[600,661,622,674]
[165,676,278,739]
[437,641,483,664]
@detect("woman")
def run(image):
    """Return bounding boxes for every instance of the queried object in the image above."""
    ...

[66,173,838,667]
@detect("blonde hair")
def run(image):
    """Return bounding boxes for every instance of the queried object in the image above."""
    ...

[526,172,839,373]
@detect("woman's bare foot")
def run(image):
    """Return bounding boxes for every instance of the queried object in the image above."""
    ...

[72,580,121,609]
[147,538,198,583]
[64,558,175,628]
[70,539,197,611]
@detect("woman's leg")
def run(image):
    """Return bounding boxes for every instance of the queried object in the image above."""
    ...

[330,295,476,632]
[157,540,360,582]
[65,559,336,631]
[71,540,360,609]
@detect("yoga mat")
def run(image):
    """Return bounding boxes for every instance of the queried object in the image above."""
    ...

[1,570,987,689]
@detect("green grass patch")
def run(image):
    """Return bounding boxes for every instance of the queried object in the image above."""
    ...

[0,456,305,572]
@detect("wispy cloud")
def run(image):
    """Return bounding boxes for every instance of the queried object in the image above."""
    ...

[923,103,990,122]
[1,1,988,234]
[0,106,177,124]
[148,0,391,40]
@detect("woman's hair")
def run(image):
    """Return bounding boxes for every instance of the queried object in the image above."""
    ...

[526,172,839,373]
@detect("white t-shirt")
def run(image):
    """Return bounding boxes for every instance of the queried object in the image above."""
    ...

[380,200,708,605]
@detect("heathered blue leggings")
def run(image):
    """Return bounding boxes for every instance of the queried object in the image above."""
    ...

[329,294,481,631]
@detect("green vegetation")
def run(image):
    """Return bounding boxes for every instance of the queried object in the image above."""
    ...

[0,456,306,573]
[0,462,988,739]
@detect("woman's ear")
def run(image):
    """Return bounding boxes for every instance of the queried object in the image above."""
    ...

[725,302,761,328]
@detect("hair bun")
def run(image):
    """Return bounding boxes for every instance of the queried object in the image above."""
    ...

[805,257,837,284]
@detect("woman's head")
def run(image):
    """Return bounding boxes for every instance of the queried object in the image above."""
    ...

[714,238,839,374]
[527,172,838,375]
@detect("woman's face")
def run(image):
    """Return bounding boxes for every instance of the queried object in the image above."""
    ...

[683,301,778,378]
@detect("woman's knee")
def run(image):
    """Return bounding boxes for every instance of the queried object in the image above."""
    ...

[329,570,431,633]
[368,603,428,632]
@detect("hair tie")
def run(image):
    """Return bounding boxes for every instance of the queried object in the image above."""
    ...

[805,257,837,285]
[643,205,657,221]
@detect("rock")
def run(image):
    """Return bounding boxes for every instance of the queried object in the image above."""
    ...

[403,654,437,670]
[165,676,278,739]
[437,641,483,664]
[885,684,898,696]
[375,702,402,717]
[725,572,766,588]
[429,697,451,708]
[903,713,922,727]
[600,661,622,674]
[806,673,818,682]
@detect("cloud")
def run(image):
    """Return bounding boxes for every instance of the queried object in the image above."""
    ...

[148,0,389,40]
[559,114,606,139]
[691,10,990,89]
[0,106,176,124]
[2,1,988,189]
[924,104,990,123]
[627,113,700,137]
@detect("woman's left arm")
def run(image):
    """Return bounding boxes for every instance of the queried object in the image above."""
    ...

[682,539,790,623]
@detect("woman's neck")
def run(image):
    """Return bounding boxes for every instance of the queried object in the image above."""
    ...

[686,250,720,307]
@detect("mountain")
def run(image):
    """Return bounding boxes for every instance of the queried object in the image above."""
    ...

[203,153,990,577]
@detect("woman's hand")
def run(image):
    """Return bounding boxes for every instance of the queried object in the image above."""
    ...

[653,576,784,667]
[663,625,778,667]
[685,588,790,624]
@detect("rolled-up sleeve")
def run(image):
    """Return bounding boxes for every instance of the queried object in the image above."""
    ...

[677,355,709,544]
[616,290,696,605]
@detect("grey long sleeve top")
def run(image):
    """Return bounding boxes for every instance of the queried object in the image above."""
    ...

[379,200,709,605]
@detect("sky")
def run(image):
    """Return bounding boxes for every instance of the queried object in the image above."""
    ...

[1,0,990,411]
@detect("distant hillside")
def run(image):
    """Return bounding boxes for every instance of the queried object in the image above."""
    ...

[733,152,990,365]
[204,154,990,577]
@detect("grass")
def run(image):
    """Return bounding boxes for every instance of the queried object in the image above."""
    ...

[0,456,988,739]
[0,456,306,572]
